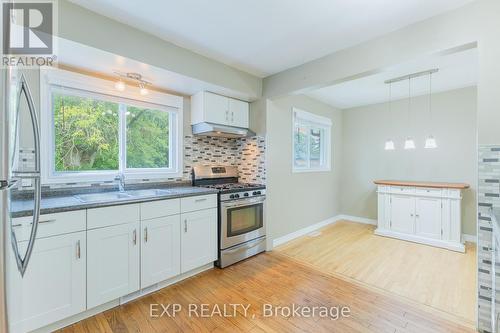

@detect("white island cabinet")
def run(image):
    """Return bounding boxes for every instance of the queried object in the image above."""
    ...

[374,180,469,252]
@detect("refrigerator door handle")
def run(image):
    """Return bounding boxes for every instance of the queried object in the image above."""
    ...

[10,74,41,277]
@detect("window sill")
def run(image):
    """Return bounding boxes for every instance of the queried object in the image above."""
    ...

[292,168,332,174]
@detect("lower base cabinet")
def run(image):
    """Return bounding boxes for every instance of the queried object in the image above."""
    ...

[8,232,86,333]
[181,208,218,273]
[141,215,181,288]
[87,222,140,309]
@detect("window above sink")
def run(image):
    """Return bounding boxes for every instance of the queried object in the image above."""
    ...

[39,68,184,184]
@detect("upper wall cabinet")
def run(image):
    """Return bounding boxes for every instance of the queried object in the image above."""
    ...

[191,91,249,128]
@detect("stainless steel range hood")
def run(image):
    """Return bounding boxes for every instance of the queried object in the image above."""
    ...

[191,122,256,138]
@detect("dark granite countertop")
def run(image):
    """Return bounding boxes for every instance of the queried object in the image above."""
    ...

[11,186,219,218]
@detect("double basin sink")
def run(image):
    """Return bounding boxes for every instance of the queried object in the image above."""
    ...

[75,189,174,203]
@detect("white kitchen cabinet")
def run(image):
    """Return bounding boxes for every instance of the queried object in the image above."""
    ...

[191,91,249,128]
[375,182,467,252]
[8,232,86,333]
[87,222,140,308]
[390,195,415,234]
[415,196,442,240]
[141,215,181,288]
[228,98,249,128]
[180,208,218,273]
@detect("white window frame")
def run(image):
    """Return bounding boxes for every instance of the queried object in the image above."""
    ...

[40,67,184,184]
[292,108,332,173]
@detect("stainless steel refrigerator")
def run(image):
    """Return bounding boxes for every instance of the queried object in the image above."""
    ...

[1,66,42,332]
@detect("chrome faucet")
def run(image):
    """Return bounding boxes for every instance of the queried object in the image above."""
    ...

[115,173,125,192]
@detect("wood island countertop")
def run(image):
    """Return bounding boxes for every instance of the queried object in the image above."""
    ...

[373,180,470,189]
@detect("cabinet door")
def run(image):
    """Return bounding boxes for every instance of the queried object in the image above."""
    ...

[141,216,181,288]
[204,92,230,125]
[390,195,415,234]
[181,208,217,273]
[415,197,442,239]
[87,222,140,309]
[229,98,249,128]
[8,232,86,333]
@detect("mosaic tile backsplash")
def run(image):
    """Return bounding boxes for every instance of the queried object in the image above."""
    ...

[478,145,500,333]
[18,135,266,191]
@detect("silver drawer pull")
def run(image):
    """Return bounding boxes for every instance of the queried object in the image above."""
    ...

[144,227,148,243]
[133,229,137,245]
[184,219,188,233]
[195,198,207,202]
[12,223,23,228]
[30,219,56,225]
[76,240,81,259]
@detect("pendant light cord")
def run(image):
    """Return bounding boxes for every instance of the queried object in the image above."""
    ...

[429,73,433,124]
[407,77,411,135]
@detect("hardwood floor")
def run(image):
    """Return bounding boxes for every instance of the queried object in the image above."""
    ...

[275,220,477,325]
[57,250,475,333]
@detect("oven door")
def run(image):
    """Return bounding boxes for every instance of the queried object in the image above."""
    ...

[220,196,266,250]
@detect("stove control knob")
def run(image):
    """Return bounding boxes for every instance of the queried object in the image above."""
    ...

[230,194,235,199]
[244,193,249,197]
[234,194,240,198]
[253,191,258,195]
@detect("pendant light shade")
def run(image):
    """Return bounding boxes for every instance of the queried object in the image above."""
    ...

[404,137,416,150]
[424,136,437,149]
[384,139,395,150]
[384,82,395,151]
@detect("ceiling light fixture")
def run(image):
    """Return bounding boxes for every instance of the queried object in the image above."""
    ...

[114,71,152,95]
[139,82,149,96]
[424,72,437,149]
[114,79,126,91]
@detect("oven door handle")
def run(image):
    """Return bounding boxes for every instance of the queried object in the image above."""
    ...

[222,197,265,209]
[224,237,266,254]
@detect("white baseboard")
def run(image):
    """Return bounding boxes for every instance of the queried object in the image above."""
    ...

[462,233,477,243]
[375,228,466,252]
[271,213,475,248]
[272,215,342,248]
[336,214,377,225]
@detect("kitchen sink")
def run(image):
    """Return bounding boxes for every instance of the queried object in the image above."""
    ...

[127,189,174,197]
[75,192,132,203]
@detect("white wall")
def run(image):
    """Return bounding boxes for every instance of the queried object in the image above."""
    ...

[262,0,500,145]
[58,0,262,99]
[266,95,342,241]
[341,87,477,235]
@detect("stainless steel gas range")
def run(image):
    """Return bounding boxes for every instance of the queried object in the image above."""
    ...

[192,165,266,268]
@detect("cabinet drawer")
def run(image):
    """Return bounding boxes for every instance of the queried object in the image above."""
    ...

[445,189,462,199]
[141,199,180,220]
[12,210,86,242]
[181,194,217,213]
[415,188,443,197]
[390,186,415,195]
[87,204,140,229]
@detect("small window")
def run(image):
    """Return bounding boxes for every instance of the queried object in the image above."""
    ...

[292,108,331,172]
[41,68,183,183]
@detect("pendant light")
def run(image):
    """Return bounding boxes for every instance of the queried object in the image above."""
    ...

[424,73,437,149]
[384,82,395,150]
[404,77,415,150]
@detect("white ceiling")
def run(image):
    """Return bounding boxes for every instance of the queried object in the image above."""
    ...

[306,47,478,109]
[57,38,255,101]
[69,0,476,77]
